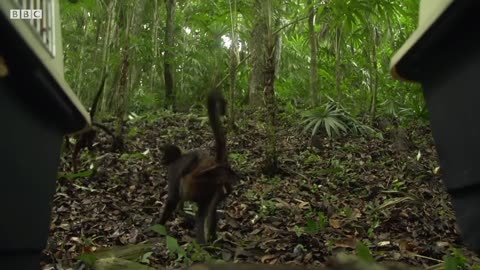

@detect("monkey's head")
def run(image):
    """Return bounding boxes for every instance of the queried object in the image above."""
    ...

[161,144,182,165]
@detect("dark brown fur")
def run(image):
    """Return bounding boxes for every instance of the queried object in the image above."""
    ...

[159,89,236,244]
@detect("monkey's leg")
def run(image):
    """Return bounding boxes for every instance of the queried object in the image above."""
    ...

[176,199,193,221]
[159,193,179,225]
[206,208,218,242]
[176,199,185,213]
[206,193,221,242]
[195,202,209,244]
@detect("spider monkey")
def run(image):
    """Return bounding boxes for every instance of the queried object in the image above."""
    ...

[158,89,236,244]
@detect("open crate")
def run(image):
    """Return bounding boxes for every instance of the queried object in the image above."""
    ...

[391,0,480,254]
[0,0,89,268]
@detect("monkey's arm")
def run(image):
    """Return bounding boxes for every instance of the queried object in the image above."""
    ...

[160,152,201,223]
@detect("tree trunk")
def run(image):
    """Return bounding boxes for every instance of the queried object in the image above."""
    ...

[248,0,267,106]
[263,43,278,176]
[308,0,319,106]
[262,1,279,176]
[228,0,239,130]
[114,44,129,150]
[113,0,145,150]
[164,0,176,110]
[73,13,88,99]
[114,10,131,143]
[369,27,379,124]
[101,0,117,113]
[334,27,342,101]
[150,0,159,93]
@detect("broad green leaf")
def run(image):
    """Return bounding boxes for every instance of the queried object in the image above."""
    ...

[356,242,374,263]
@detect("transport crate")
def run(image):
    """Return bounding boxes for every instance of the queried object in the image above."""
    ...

[0,0,89,268]
[391,0,480,254]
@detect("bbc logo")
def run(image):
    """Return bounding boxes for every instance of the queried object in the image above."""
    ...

[10,9,43,19]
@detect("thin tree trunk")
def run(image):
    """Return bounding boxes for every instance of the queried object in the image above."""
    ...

[114,8,132,142]
[150,0,159,93]
[248,0,266,106]
[369,27,379,124]
[334,27,342,101]
[100,0,117,113]
[75,31,86,98]
[264,44,278,176]
[113,0,145,149]
[164,0,176,110]
[263,1,279,176]
[74,13,87,99]
[228,0,239,130]
[308,0,318,106]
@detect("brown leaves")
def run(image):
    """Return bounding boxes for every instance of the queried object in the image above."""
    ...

[44,117,475,269]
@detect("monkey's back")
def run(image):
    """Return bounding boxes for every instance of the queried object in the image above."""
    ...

[179,157,233,205]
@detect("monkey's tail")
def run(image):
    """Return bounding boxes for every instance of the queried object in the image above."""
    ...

[207,89,227,164]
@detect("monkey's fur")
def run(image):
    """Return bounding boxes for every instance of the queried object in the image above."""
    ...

[159,89,236,244]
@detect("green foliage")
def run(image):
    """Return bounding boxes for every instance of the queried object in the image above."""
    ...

[302,103,348,138]
[305,211,328,234]
[60,0,422,124]
[328,158,346,177]
[166,236,187,262]
[293,225,304,237]
[119,150,150,161]
[139,252,153,264]
[380,98,402,118]
[442,247,480,270]
[184,242,220,263]
[77,253,97,266]
[259,198,278,217]
[347,117,380,138]
[367,216,380,238]
[151,225,189,263]
[127,127,141,138]
[444,256,460,270]
[293,211,328,237]
[302,99,380,139]
[392,179,406,191]
[278,99,301,122]
[150,224,168,236]
[131,90,163,113]
[356,242,374,263]
[400,93,429,121]
[150,224,220,265]
[61,0,97,15]
[228,152,248,169]
[58,169,94,180]
[444,248,468,270]
[77,243,154,268]
[244,189,257,201]
[304,153,321,164]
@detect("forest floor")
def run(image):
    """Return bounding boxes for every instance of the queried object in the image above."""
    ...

[41,111,480,269]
